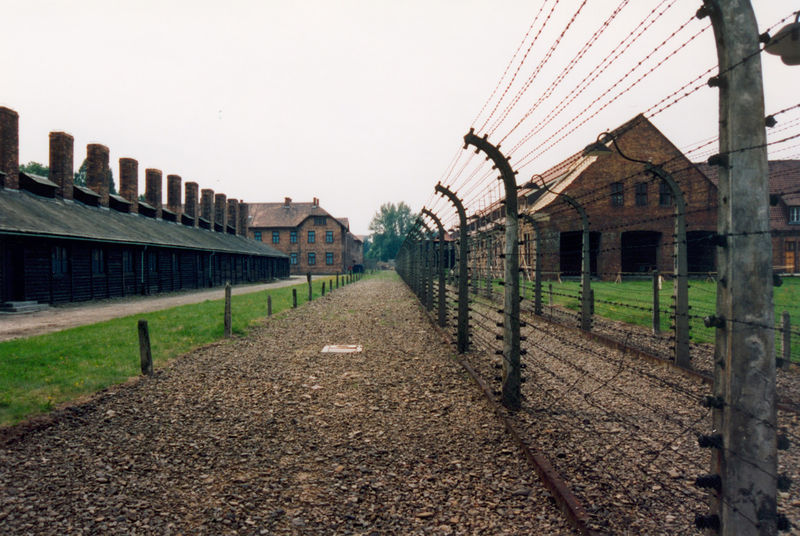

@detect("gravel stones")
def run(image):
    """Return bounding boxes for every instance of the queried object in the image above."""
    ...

[0,277,575,535]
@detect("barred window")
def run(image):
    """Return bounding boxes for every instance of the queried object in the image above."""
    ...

[635,182,647,206]
[610,182,623,207]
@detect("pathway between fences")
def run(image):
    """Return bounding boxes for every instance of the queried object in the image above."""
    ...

[0,275,576,535]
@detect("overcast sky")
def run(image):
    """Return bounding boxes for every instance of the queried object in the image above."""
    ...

[2,1,796,235]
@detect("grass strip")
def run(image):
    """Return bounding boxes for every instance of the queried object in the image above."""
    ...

[0,274,370,427]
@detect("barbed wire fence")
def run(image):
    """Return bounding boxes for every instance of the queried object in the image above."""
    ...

[397,2,799,535]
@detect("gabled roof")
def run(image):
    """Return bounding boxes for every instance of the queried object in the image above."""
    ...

[0,188,287,258]
[696,159,800,231]
[248,201,347,230]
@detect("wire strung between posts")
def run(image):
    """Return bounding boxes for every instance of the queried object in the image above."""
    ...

[486,0,591,137]
[470,0,552,130]
[475,0,560,134]
[499,0,633,144]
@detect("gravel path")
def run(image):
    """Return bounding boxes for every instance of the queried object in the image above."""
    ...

[0,276,323,342]
[0,276,576,535]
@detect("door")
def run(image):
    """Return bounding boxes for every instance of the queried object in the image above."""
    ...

[787,241,797,274]
[5,243,25,301]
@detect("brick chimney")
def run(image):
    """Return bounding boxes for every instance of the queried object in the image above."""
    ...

[201,188,214,221]
[167,174,182,215]
[214,193,227,232]
[185,181,199,226]
[49,132,74,199]
[284,196,291,208]
[86,144,110,206]
[145,168,162,218]
[312,196,319,208]
[238,202,249,237]
[0,107,19,189]
[119,158,138,213]
[227,198,239,233]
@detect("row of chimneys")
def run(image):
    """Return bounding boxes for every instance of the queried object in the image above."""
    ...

[0,106,249,236]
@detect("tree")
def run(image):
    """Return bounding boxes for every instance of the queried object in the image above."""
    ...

[366,202,414,261]
[19,161,49,176]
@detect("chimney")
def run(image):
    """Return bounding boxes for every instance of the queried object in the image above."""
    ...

[214,193,227,232]
[312,197,319,208]
[0,107,19,190]
[238,202,249,237]
[167,174,182,215]
[284,196,291,208]
[145,168,163,218]
[49,132,74,199]
[185,181,199,226]
[200,188,214,221]
[227,198,238,233]
[86,144,110,206]
[119,158,139,213]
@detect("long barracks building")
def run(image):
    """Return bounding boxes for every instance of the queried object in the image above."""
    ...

[0,106,289,307]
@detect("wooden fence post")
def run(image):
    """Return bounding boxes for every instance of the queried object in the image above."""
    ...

[322,281,326,296]
[224,282,232,338]
[137,319,153,376]
[307,272,312,301]
[292,288,297,308]
[267,294,272,316]
[783,311,791,369]
[652,270,661,335]
[549,283,553,306]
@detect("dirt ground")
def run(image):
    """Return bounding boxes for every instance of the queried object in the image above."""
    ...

[0,276,576,535]
[0,276,323,342]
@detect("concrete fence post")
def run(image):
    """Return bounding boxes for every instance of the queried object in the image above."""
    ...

[702,2,777,533]
[436,183,469,353]
[464,130,521,411]
[267,294,272,316]
[292,288,297,308]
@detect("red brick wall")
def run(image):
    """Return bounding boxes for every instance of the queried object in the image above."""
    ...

[523,118,718,280]
[253,216,347,275]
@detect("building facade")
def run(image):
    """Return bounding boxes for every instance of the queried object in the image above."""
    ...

[246,197,362,275]
[0,106,289,306]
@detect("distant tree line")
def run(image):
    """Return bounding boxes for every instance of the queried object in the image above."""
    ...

[19,160,117,194]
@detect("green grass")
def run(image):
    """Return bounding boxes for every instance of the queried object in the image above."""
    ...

[516,276,800,358]
[0,273,371,427]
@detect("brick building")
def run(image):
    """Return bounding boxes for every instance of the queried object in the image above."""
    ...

[471,114,800,280]
[519,114,718,280]
[698,159,800,274]
[0,106,289,307]
[246,197,362,275]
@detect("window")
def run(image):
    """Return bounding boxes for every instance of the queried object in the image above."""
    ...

[91,248,105,274]
[314,216,327,225]
[659,181,672,206]
[635,182,648,206]
[610,182,623,207]
[172,253,178,274]
[290,230,298,243]
[52,246,68,276]
[254,231,262,242]
[272,231,280,244]
[326,230,334,243]
[308,252,316,265]
[149,252,158,273]
[290,252,298,265]
[326,252,334,265]
[122,250,134,273]
[308,230,315,243]
[790,206,800,224]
